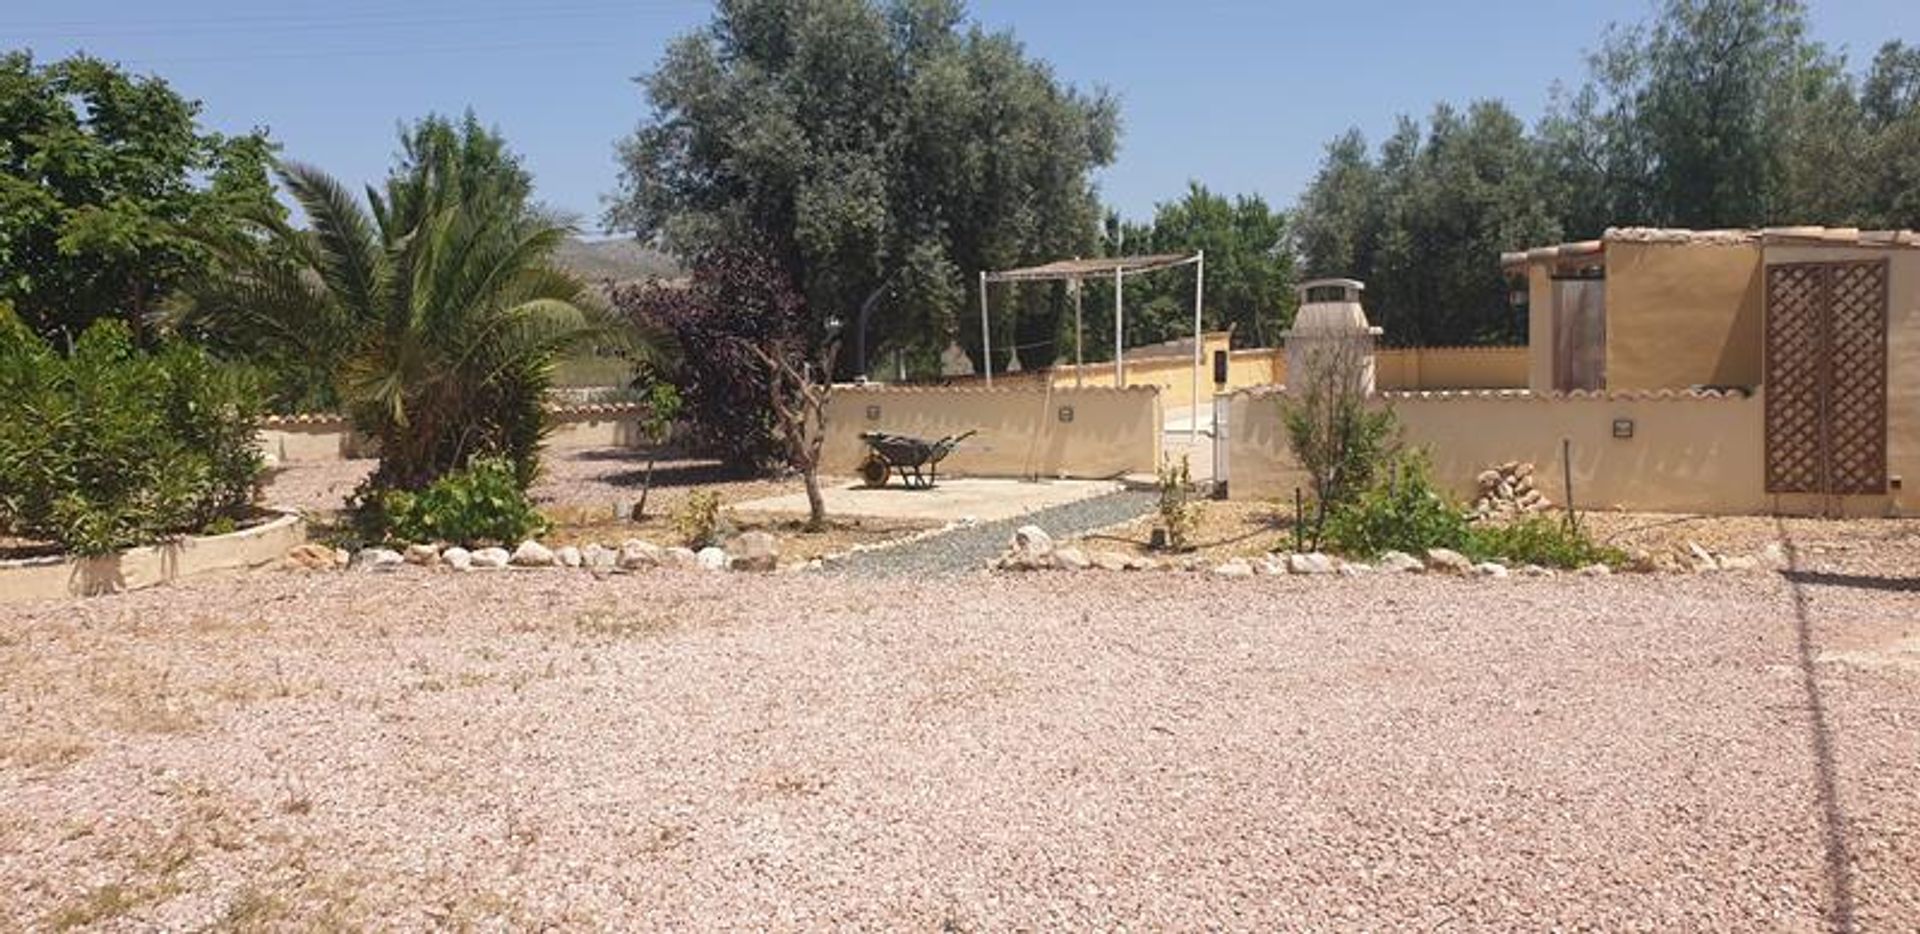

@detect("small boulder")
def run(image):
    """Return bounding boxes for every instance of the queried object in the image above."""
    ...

[1716,554,1760,572]
[1337,561,1375,577]
[404,543,441,566]
[511,540,556,568]
[1473,562,1511,579]
[695,546,730,571]
[618,539,662,569]
[351,547,404,572]
[1258,554,1289,576]
[582,543,617,570]
[729,531,780,572]
[1211,558,1255,578]
[1517,564,1555,577]
[1052,546,1091,571]
[283,543,338,571]
[332,548,351,568]
[1761,542,1789,568]
[663,546,700,568]
[1576,563,1613,577]
[442,546,473,572]
[1087,550,1131,572]
[1126,556,1161,572]
[470,547,510,570]
[1424,548,1473,575]
[556,545,583,568]
[1003,525,1056,570]
[1287,552,1336,575]
[1377,551,1424,574]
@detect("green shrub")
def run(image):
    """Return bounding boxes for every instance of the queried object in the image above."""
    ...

[1464,516,1627,569]
[672,489,723,548]
[359,457,547,547]
[1320,452,1471,558]
[0,310,264,555]
[1155,454,1199,552]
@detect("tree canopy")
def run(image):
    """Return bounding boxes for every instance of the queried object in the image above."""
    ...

[0,52,276,342]
[607,0,1118,377]
[1294,0,1920,347]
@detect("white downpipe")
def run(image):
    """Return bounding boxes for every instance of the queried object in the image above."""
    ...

[1073,278,1084,388]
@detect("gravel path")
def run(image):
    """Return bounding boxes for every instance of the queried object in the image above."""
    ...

[2,561,1917,929]
[827,489,1156,577]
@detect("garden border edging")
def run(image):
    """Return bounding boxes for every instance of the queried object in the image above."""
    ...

[0,508,307,603]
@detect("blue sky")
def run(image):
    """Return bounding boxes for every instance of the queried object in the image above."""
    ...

[10,1,1917,232]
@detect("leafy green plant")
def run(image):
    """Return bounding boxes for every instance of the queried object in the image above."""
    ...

[632,376,683,520]
[1281,340,1399,548]
[672,489,722,549]
[1155,453,1199,552]
[1464,516,1627,570]
[1320,452,1471,559]
[359,457,546,547]
[0,309,264,555]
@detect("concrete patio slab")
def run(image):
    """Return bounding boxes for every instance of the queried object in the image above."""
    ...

[731,476,1123,523]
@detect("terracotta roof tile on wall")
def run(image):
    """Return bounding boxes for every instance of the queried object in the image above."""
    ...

[1502,225,1920,269]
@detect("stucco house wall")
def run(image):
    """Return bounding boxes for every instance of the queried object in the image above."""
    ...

[1603,241,1765,390]
[822,385,1162,479]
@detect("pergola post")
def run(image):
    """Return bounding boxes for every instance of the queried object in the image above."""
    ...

[1113,266,1125,387]
[978,269,991,387]
[1191,249,1205,443]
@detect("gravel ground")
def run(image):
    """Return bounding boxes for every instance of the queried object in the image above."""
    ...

[828,489,1156,576]
[2,558,1917,929]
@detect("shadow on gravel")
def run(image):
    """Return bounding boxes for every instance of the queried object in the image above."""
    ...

[1775,519,1858,933]
[1783,569,1920,593]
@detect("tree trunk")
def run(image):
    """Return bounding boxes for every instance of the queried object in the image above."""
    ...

[636,454,657,519]
[802,465,826,532]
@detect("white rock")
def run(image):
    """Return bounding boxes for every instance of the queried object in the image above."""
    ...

[1337,561,1375,576]
[556,545,583,568]
[332,548,351,568]
[404,543,441,565]
[442,546,473,572]
[1577,563,1613,577]
[1716,554,1760,572]
[1761,542,1789,567]
[1212,559,1255,578]
[618,539,662,569]
[1377,551,1424,573]
[729,531,780,572]
[1126,556,1160,572]
[1089,551,1132,572]
[695,546,729,571]
[582,543,617,569]
[1287,552,1336,575]
[1052,546,1091,571]
[1003,525,1056,570]
[1518,564,1555,577]
[470,547,510,570]
[351,547,404,571]
[663,546,699,568]
[1258,554,1290,576]
[1424,548,1473,575]
[1473,562,1511,579]
[511,540,556,567]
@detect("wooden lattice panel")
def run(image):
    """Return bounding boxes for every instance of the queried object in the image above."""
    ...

[1765,260,1889,496]
[1825,261,1888,494]
[1765,264,1827,493]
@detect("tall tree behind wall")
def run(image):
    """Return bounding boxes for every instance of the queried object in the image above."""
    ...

[607,0,1118,379]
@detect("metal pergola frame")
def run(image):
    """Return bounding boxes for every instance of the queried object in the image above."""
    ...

[978,251,1206,440]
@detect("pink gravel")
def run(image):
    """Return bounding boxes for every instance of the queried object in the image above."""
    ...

[1,567,1916,928]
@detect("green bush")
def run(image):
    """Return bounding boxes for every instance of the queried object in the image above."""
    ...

[1320,452,1471,558]
[1155,454,1199,552]
[1463,516,1627,570]
[0,310,265,555]
[1321,451,1623,569]
[359,457,547,547]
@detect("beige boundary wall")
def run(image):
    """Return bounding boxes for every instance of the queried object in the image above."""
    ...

[1226,388,1793,515]
[822,385,1162,479]
[0,510,306,603]
[978,340,1528,410]
[258,404,654,464]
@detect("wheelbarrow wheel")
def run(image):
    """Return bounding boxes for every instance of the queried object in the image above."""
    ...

[859,452,891,488]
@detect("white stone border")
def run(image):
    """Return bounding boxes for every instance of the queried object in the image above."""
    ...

[0,509,307,603]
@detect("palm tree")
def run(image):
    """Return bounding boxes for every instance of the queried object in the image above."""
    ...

[174,156,649,492]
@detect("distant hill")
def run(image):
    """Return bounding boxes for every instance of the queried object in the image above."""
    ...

[552,238,683,285]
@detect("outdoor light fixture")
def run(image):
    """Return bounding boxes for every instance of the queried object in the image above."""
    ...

[865,405,881,421]
[1612,418,1634,439]
[1058,405,1075,423]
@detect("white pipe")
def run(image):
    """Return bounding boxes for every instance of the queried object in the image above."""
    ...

[1192,249,1205,444]
[979,269,991,387]
[1113,266,1124,387]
